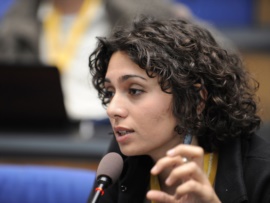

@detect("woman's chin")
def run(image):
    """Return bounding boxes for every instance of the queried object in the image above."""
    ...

[120,148,144,157]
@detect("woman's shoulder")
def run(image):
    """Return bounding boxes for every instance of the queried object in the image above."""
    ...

[241,134,270,202]
[243,133,270,161]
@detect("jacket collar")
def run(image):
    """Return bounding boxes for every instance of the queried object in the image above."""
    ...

[118,155,153,203]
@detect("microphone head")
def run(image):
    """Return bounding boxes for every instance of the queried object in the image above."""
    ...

[96,152,124,184]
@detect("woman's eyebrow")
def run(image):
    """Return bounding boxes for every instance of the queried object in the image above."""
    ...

[104,74,147,83]
[120,74,147,82]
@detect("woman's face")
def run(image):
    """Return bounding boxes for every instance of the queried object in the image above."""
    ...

[105,51,181,161]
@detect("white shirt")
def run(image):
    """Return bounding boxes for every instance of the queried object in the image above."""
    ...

[38,1,110,120]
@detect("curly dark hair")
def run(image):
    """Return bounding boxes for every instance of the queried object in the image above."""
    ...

[89,16,261,151]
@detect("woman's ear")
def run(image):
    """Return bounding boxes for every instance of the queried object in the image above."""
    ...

[194,84,208,114]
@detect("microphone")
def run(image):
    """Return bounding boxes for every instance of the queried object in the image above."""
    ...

[91,152,124,203]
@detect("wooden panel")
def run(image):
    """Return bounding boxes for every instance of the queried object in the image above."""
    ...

[242,52,270,122]
[256,0,270,25]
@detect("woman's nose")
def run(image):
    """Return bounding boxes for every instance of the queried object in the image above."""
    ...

[106,93,128,119]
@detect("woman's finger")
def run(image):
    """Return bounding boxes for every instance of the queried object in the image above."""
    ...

[174,179,220,203]
[147,190,175,203]
[165,161,209,186]
[167,144,204,167]
[151,155,187,175]
[175,179,209,198]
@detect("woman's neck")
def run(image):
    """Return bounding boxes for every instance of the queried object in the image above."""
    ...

[52,0,84,14]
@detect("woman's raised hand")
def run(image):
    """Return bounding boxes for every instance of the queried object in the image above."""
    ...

[146,145,221,203]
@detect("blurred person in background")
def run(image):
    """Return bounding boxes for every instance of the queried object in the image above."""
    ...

[0,0,183,121]
[0,0,109,121]
[0,0,235,122]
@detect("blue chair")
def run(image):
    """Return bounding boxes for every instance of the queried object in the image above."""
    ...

[0,164,96,203]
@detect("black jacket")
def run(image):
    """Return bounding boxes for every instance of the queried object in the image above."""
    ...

[89,134,270,203]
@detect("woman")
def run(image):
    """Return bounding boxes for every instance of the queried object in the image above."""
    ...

[88,16,270,203]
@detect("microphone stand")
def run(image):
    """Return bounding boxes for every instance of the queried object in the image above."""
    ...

[91,176,111,203]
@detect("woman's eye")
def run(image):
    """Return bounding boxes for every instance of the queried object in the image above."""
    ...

[129,88,144,95]
[104,90,114,99]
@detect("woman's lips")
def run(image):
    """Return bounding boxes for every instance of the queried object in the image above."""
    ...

[114,127,134,143]
[117,130,134,136]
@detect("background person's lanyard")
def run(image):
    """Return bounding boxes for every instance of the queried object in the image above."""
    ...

[43,0,101,72]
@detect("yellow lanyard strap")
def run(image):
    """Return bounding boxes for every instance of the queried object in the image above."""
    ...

[204,152,218,186]
[43,0,101,72]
